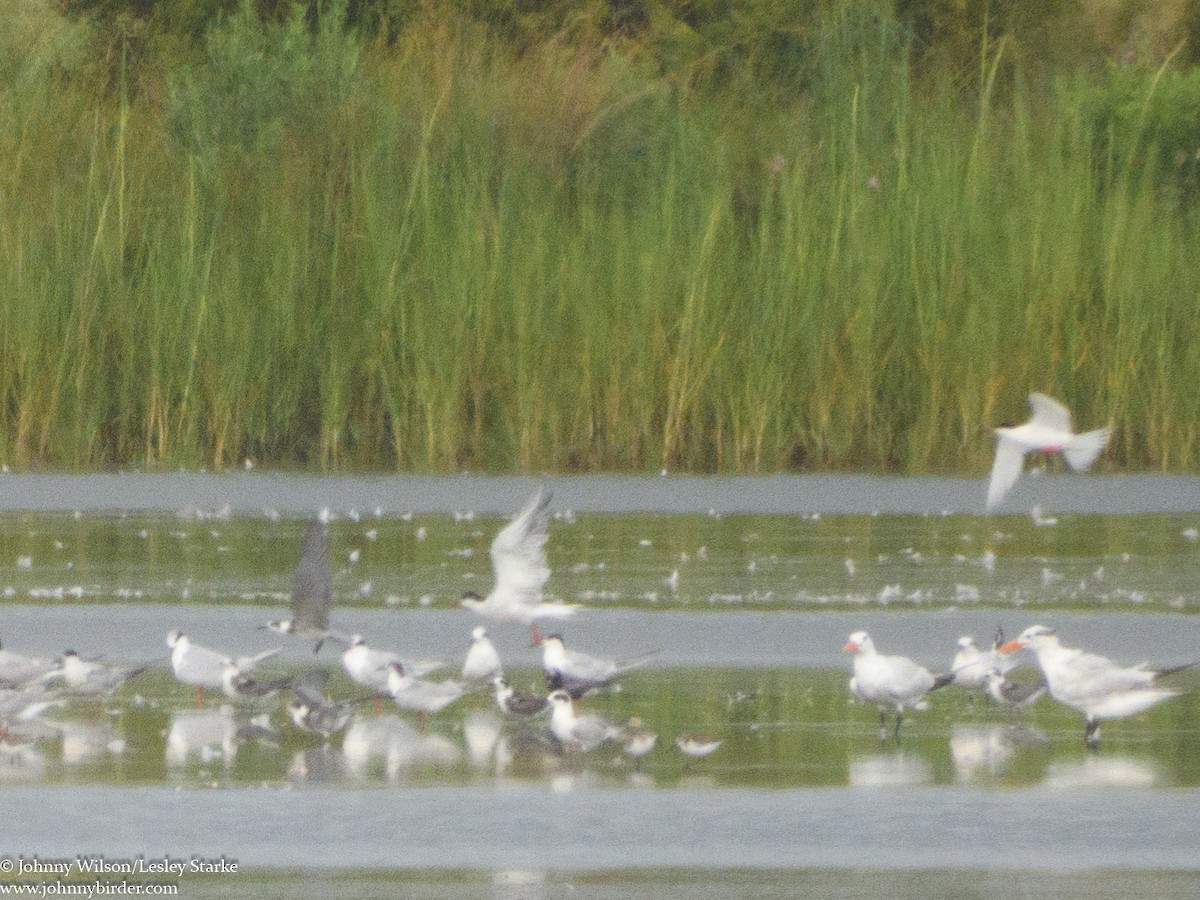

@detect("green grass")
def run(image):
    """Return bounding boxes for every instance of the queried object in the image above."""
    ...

[2,2,1199,473]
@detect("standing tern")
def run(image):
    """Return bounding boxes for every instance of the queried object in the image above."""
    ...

[998,625,1190,748]
[167,630,280,705]
[460,488,579,637]
[340,635,443,692]
[546,690,621,752]
[461,626,503,682]
[220,662,295,706]
[844,630,954,740]
[491,676,549,718]
[263,518,346,651]
[950,629,1014,688]
[385,662,465,725]
[537,633,657,697]
[986,393,1111,511]
[0,641,57,688]
[55,651,147,696]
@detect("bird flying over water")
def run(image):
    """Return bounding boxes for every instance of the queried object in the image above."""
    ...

[986,393,1111,511]
[262,518,346,651]
[460,487,579,634]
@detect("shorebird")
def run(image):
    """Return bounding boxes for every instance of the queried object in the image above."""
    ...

[460,488,579,637]
[491,676,549,718]
[622,718,658,766]
[262,518,346,651]
[547,690,621,752]
[674,733,722,758]
[461,626,503,682]
[537,633,656,697]
[998,625,1190,748]
[986,393,1111,511]
[844,630,954,740]
[220,662,295,706]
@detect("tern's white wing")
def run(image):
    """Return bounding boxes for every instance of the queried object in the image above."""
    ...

[291,519,332,632]
[560,649,620,683]
[1027,393,1072,432]
[986,436,1027,510]
[173,641,230,687]
[488,488,552,603]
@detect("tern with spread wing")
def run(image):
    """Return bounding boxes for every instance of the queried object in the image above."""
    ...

[460,488,578,636]
[986,393,1111,511]
[263,518,346,650]
[999,625,1189,747]
[844,630,954,740]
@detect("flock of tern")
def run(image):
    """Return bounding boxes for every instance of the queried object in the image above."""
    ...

[1,397,1191,770]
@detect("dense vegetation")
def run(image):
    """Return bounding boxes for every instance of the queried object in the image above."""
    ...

[3,0,1200,473]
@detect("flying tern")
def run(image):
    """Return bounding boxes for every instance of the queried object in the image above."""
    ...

[844,630,954,740]
[998,625,1190,747]
[262,518,347,650]
[461,488,579,636]
[986,393,1111,511]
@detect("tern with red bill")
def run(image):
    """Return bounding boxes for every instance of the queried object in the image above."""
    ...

[998,625,1190,748]
[844,630,954,740]
[460,487,579,639]
[986,393,1111,511]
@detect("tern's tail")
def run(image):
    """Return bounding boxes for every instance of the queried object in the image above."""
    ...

[616,651,660,676]
[1063,427,1111,472]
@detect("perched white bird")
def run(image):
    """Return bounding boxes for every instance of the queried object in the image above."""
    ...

[999,625,1190,747]
[167,630,280,705]
[844,631,953,740]
[537,633,656,697]
[491,676,549,718]
[951,630,1014,689]
[340,635,442,692]
[386,663,465,723]
[262,519,346,650]
[56,651,147,696]
[986,393,1111,511]
[460,488,579,636]
[461,626,502,682]
[547,690,621,752]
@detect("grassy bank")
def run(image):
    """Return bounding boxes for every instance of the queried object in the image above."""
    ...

[2,1,1199,473]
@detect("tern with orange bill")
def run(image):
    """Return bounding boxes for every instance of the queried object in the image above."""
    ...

[844,630,954,741]
[998,625,1191,748]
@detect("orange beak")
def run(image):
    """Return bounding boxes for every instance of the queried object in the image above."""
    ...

[842,641,858,653]
[997,639,1024,654]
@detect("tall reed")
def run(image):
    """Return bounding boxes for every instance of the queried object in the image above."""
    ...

[2,2,1198,473]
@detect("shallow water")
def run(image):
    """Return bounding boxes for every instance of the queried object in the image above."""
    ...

[2,474,1200,891]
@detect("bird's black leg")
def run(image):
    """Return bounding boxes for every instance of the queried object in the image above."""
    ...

[893,710,904,742]
[878,709,888,742]
[1084,719,1101,750]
